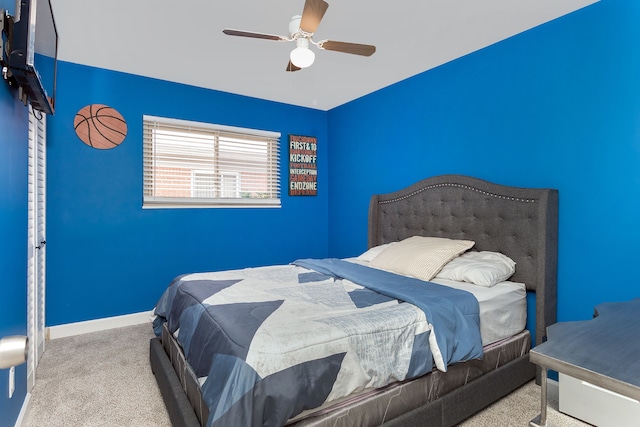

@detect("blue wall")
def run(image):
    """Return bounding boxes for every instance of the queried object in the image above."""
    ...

[46,0,640,328]
[0,2,29,424]
[328,0,640,324]
[46,63,329,325]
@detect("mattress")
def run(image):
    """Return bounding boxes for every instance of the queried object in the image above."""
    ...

[428,278,525,345]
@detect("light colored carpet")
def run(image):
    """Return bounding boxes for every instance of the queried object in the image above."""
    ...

[458,378,590,427]
[24,323,170,427]
[24,323,590,426]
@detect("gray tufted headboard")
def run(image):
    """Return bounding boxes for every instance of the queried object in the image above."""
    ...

[368,174,558,346]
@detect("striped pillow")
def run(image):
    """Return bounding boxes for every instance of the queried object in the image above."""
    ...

[370,236,475,282]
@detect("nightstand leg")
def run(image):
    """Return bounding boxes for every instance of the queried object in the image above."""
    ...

[530,367,554,427]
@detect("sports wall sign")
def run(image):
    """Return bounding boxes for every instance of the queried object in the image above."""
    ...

[289,134,317,196]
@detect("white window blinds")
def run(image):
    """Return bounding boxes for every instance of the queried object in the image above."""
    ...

[143,116,280,208]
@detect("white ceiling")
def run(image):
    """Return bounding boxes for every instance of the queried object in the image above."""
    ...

[50,0,598,111]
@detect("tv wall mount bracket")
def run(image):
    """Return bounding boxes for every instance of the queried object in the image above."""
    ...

[0,9,32,107]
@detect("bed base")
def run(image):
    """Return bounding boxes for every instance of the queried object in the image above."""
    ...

[383,356,535,426]
[150,337,200,427]
[150,334,535,427]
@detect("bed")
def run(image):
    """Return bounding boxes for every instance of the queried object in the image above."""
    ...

[149,174,558,427]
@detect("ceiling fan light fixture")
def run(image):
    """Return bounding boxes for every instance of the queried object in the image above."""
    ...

[222,0,376,72]
[290,38,315,68]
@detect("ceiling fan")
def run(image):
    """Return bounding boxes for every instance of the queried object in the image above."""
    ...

[222,0,376,72]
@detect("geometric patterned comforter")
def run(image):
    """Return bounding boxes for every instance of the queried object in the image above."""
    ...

[153,258,482,427]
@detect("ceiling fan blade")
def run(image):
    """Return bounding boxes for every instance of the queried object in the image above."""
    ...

[299,0,329,34]
[318,40,376,56]
[223,29,288,41]
[286,61,301,72]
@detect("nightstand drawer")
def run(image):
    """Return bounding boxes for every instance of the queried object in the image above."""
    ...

[559,373,640,427]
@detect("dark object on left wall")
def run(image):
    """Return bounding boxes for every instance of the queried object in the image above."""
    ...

[1,0,58,115]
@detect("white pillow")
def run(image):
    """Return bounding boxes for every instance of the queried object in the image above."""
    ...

[369,236,475,281]
[356,243,396,262]
[435,251,516,287]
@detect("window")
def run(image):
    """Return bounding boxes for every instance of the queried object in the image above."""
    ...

[143,116,281,208]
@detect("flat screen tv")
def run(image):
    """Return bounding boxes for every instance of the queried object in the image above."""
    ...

[7,0,58,115]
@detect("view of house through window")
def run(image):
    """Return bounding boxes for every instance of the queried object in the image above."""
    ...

[143,116,281,207]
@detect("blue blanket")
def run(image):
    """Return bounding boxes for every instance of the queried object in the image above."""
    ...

[292,258,483,366]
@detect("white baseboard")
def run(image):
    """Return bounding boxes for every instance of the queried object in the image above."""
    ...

[48,311,154,340]
[14,391,31,427]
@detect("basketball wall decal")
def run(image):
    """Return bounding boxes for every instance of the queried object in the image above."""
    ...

[74,104,127,149]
